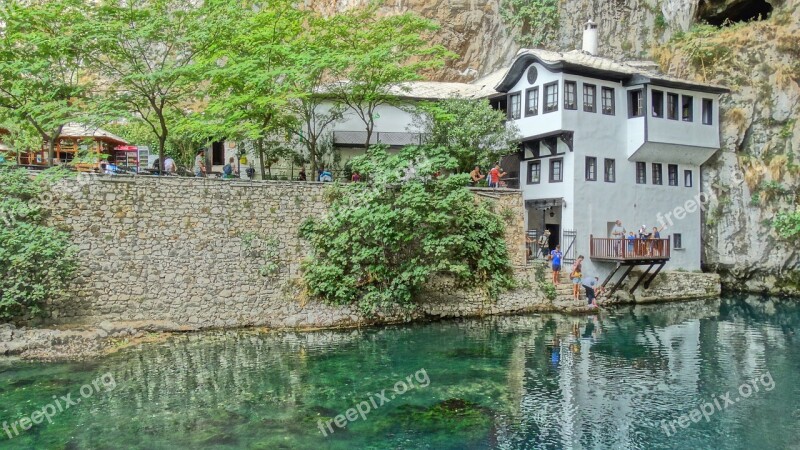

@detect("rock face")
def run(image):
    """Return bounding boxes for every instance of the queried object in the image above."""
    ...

[317,0,798,293]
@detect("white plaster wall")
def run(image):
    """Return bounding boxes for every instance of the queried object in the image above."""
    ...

[507,62,563,138]
[323,101,422,133]
[646,86,720,149]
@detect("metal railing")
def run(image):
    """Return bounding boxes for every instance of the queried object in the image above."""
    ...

[333,131,427,147]
[590,236,670,260]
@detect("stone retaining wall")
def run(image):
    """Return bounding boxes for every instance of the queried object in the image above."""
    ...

[31,176,720,331]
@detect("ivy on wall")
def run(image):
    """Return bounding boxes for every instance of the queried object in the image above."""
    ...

[499,0,560,47]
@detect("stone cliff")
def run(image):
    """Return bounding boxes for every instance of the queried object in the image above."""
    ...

[309,0,799,294]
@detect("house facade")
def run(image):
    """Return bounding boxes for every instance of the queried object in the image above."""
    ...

[492,46,726,278]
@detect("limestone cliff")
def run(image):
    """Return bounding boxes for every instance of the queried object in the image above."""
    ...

[308,0,800,294]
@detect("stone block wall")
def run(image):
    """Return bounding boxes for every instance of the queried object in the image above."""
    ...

[40,178,543,329]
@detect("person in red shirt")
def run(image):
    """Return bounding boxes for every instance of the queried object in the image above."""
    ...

[488,163,506,188]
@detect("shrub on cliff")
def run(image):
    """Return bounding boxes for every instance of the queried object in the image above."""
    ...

[299,146,516,314]
[0,166,77,320]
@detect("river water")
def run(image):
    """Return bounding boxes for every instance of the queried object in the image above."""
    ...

[1,296,799,449]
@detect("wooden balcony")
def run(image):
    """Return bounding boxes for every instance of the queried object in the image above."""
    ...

[590,236,670,263]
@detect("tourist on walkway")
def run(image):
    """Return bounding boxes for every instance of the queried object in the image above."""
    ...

[194,150,206,177]
[298,166,307,181]
[570,256,584,300]
[351,171,361,182]
[550,245,562,284]
[638,225,651,255]
[222,157,237,179]
[164,156,176,175]
[319,168,333,182]
[469,165,484,186]
[650,225,666,255]
[538,230,551,259]
[611,219,625,256]
[627,231,636,257]
[488,163,506,188]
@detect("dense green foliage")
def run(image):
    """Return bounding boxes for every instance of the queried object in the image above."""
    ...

[0,167,77,320]
[299,146,515,313]
[499,0,560,47]
[415,99,520,173]
[774,208,800,240]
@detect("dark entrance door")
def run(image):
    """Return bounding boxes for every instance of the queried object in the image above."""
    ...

[545,224,560,251]
[212,141,225,166]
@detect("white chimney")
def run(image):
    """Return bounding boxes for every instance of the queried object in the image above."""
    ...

[582,19,598,56]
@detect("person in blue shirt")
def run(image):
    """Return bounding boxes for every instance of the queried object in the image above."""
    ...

[550,245,562,284]
[626,231,636,256]
[582,276,606,307]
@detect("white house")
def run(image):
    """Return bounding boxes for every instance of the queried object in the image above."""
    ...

[489,24,727,286]
[318,21,728,288]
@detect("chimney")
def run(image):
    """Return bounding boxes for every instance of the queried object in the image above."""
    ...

[582,19,598,56]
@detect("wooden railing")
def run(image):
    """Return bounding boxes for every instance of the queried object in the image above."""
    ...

[590,235,670,260]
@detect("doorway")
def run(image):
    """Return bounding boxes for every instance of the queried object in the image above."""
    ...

[212,141,225,166]
[545,224,561,250]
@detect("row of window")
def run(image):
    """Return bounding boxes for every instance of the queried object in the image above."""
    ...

[527,157,694,187]
[635,161,693,187]
[509,81,714,125]
[509,82,614,119]
[629,90,714,124]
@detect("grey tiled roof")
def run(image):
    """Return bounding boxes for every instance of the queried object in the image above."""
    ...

[60,123,128,144]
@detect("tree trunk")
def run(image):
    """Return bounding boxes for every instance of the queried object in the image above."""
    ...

[257,138,266,180]
[47,137,57,167]
[158,135,167,174]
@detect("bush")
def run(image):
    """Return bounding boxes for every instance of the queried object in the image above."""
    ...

[0,167,77,320]
[299,146,515,314]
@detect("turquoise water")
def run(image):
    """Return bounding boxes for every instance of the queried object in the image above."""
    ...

[1,296,799,449]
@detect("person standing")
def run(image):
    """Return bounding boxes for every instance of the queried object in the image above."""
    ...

[611,219,625,256]
[488,162,506,188]
[570,255,584,301]
[550,244,563,285]
[298,166,307,181]
[194,150,206,178]
[651,225,666,255]
[469,165,485,186]
[538,230,551,259]
[351,171,361,182]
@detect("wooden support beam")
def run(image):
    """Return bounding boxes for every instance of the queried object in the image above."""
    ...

[644,262,667,289]
[609,264,635,295]
[629,263,656,293]
[601,262,621,289]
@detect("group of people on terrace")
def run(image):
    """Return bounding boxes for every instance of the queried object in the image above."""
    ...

[610,219,667,257]
[469,163,507,188]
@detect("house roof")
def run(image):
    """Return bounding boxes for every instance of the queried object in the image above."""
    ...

[60,123,128,145]
[494,49,729,94]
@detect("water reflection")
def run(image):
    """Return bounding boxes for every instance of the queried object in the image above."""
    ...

[1,295,799,449]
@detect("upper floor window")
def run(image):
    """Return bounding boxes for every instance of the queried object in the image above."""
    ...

[525,87,539,117]
[564,81,577,110]
[684,170,693,187]
[601,87,615,115]
[604,158,616,182]
[673,233,683,249]
[528,160,541,184]
[629,90,644,117]
[585,156,597,181]
[667,93,679,120]
[544,82,559,113]
[702,98,713,125]
[636,162,647,184]
[583,84,596,113]
[652,90,664,118]
[508,92,521,120]
[652,163,663,185]
[550,158,563,182]
[681,95,693,122]
[668,164,679,186]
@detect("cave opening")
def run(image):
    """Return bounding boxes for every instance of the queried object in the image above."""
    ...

[701,0,773,26]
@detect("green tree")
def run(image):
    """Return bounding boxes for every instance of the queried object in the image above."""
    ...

[774,208,800,240]
[85,0,235,172]
[0,0,95,166]
[326,8,454,148]
[415,98,520,173]
[0,167,77,320]
[299,145,515,314]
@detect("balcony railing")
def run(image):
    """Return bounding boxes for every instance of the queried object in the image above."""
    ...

[333,131,426,147]
[590,236,670,261]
